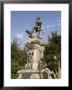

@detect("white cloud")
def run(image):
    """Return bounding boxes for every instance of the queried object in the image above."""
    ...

[47,23,61,28]
[42,20,61,31]
[47,19,61,29]
[16,32,24,39]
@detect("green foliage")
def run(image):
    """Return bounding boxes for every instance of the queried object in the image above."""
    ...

[44,32,61,72]
[11,39,27,79]
[11,59,21,79]
[18,50,27,66]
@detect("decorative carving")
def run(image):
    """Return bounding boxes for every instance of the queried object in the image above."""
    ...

[25,50,34,69]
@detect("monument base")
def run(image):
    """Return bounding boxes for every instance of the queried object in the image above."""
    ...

[17,69,41,79]
[30,70,40,79]
[17,68,56,79]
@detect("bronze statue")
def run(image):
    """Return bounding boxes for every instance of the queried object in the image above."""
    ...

[33,17,42,33]
[26,30,33,38]
[26,17,42,38]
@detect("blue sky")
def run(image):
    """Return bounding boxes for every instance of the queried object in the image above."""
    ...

[11,11,61,49]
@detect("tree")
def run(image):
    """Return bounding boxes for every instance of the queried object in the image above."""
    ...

[44,32,61,78]
[11,39,20,60]
[11,39,27,79]
[11,59,21,79]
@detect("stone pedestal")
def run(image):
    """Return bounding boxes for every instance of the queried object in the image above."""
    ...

[17,35,46,79]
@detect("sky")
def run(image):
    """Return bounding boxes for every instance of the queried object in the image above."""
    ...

[11,11,61,49]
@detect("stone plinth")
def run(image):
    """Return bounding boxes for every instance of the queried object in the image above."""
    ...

[17,35,46,79]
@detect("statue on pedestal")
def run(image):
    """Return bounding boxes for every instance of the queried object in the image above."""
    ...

[18,17,50,79]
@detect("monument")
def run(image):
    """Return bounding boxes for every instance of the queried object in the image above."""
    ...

[17,17,55,79]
